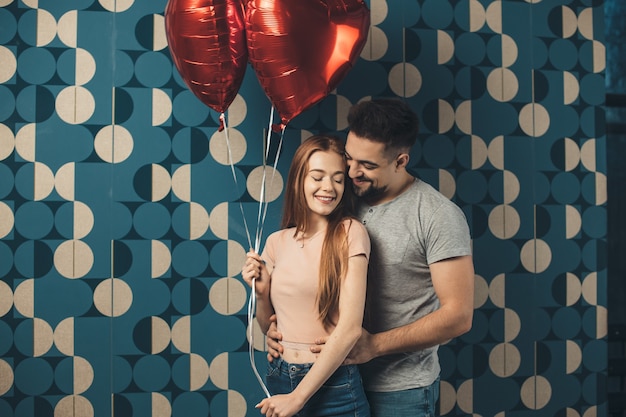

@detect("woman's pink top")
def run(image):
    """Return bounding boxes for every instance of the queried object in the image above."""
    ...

[261,219,370,347]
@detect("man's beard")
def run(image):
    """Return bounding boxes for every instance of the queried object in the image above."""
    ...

[351,178,387,202]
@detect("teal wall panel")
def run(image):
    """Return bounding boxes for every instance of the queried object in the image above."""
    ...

[0,0,607,416]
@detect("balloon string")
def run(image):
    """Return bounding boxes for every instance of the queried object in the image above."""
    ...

[248,106,284,400]
[220,113,253,251]
[253,106,274,253]
[256,125,284,251]
[248,278,272,398]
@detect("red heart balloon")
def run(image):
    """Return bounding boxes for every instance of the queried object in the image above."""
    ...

[245,0,370,129]
[165,0,247,122]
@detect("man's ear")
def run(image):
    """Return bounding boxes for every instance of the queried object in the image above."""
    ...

[396,153,410,169]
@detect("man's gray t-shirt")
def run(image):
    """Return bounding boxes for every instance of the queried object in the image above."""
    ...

[358,179,472,392]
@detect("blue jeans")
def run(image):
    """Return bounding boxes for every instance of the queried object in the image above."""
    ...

[365,379,440,417]
[266,357,370,417]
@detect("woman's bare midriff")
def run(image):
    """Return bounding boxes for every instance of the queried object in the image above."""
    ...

[280,341,319,363]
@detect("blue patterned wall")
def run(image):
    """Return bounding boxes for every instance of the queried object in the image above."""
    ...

[0,0,607,416]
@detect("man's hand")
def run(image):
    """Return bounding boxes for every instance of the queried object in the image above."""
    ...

[310,328,376,365]
[265,315,283,362]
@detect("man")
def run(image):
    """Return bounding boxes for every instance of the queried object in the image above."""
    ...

[266,98,475,416]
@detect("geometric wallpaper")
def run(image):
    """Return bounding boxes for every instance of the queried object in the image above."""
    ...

[0,0,607,416]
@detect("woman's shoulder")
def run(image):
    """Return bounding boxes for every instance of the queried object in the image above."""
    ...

[341,218,369,238]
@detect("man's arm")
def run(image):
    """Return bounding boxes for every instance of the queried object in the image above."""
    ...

[265,315,283,361]
[313,255,475,364]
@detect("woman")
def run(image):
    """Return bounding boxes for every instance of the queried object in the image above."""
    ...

[242,134,370,417]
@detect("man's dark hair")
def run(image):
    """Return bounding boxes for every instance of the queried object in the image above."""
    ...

[347,98,419,152]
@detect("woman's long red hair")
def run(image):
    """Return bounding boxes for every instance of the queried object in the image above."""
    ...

[281,135,356,329]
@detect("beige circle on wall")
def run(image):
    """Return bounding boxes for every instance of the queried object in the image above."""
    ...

[0,359,14,396]
[57,10,77,48]
[93,278,133,317]
[489,273,505,308]
[469,0,486,32]
[171,164,191,202]
[209,277,247,316]
[151,316,171,354]
[226,390,248,417]
[565,272,582,306]
[153,14,168,51]
[55,162,75,201]
[171,315,191,354]
[14,279,34,318]
[210,352,229,390]
[0,201,14,239]
[55,395,94,417]
[74,201,94,240]
[504,308,521,342]
[35,9,57,47]
[521,375,551,410]
[502,35,518,68]
[152,392,172,417]
[74,48,96,86]
[564,137,581,172]
[74,356,94,394]
[437,30,454,65]
[33,317,54,357]
[54,317,74,356]
[563,72,580,105]
[151,164,172,202]
[581,272,597,306]
[226,94,247,128]
[246,166,284,203]
[487,68,518,102]
[577,8,594,40]
[485,1,502,34]
[487,135,504,170]
[471,134,488,169]
[0,280,12,317]
[34,162,55,201]
[54,240,94,279]
[56,86,95,125]
[520,239,551,273]
[0,123,14,161]
[595,172,607,205]
[561,6,578,38]
[210,202,229,240]
[440,99,456,134]
[455,100,471,135]
[488,204,520,240]
[99,0,134,12]
[151,240,171,278]
[580,139,596,172]
[361,26,387,61]
[566,340,582,374]
[473,274,489,308]
[152,89,172,126]
[489,342,521,377]
[15,123,35,162]
[503,170,520,204]
[190,353,210,391]
[248,318,268,352]
[456,379,473,414]
[388,63,422,98]
[438,380,456,415]
[438,169,456,200]
[592,40,606,73]
[210,128,246,166]
[369,0,388,25]
[0,46,16,84]
[189,201,210,240]
[94,125,134,163]
[565,205,582,239]
[519,103,550,138]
